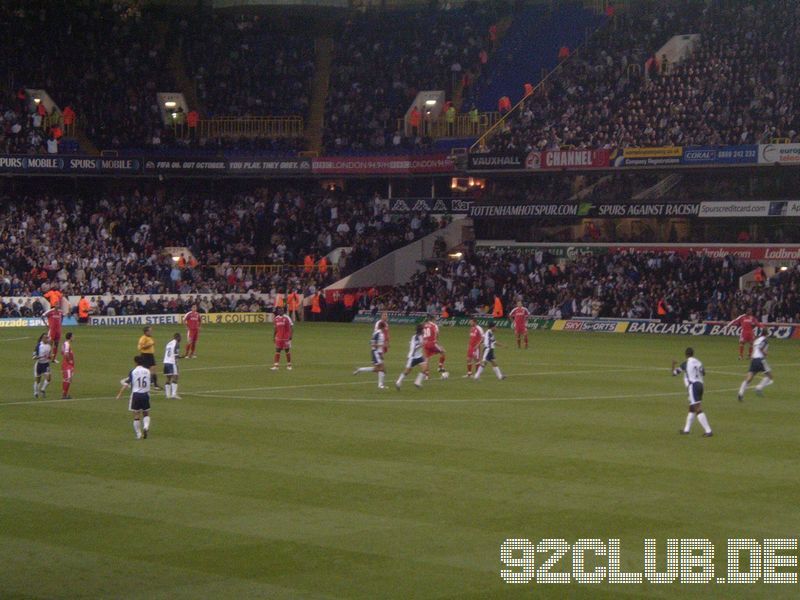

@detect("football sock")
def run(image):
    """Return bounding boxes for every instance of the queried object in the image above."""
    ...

[414,373,425,386]
[517,338,521,348]
[62,382,69,395]
[474,366,484,380]
[697,412,712,434]
[438,357,445,368]
[493,366,503,379]
[172,384,178,396]
[756,377,773,391]
[738,343,744,358]
[286,352,292,364]
[133,419,142,438]
[143,416,151,431]
[738,381,748,396]
[152,373,158,387]
[356,367,373,373]
[378,372,385,387]
[34,382,39,395]
[396,373,405,386]
[467,363,472,375]
[165,383,172,398]
[273,353,280,365]
[683,412,695,432]
[41,379,49,391]
[524,334,528,348]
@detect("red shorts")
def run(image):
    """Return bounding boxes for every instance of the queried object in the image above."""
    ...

[424,342,444,357]
[62,367,74,382]
[514,325,527,335]
[467,345,480,361]
[187,329,199,343]
[50,330,61,341]
[739,333,754,343]
[275,339,291,351]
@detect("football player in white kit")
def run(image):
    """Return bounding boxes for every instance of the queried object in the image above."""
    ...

[32,332,52,398]
[118,356,152,440]
[738,332,773,401]
[395,324,428,389]
[672,347,713,437]
[353,321,388,388]
[474,320,505,381]
[163,333,182,399]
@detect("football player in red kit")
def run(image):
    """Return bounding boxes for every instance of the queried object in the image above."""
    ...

[272,307,294,370]
[465,318,484,378]
[42,306,63,362]
[182,304,201,358]
[508,300,530,349]
[61,332,75,399]
[728,310,763,360]
[422,315,447,375]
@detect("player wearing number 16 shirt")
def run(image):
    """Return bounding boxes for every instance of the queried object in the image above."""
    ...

[272,307,293,370]
[182,305,201,358]
[508,301,530,349]
[120,356,152,440]
[672,347,712,437]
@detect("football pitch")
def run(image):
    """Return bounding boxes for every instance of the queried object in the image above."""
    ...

[1,321,798,599]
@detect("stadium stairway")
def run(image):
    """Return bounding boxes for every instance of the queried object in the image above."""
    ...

[325,217,473,291]
[473,3,605,111]
[452,15,513,111]
[170,43,203,115]
[633,174,685,201]
[305,35,334,155]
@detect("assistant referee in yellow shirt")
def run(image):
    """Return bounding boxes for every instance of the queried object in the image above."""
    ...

[138,326,162,390]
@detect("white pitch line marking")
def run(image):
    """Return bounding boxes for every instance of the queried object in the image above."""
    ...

[186,387,744,404]
[191,365,665,396]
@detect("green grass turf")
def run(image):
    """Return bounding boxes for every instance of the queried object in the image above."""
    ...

[0,322,798,599]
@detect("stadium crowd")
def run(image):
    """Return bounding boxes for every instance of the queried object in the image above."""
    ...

[180,11,314,121]
[373,248,800,323]
[488,0,800,152]
[0,185,441,304]
[324,2,504,153]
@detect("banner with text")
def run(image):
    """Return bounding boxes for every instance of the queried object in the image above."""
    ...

[469,201,699,219]
[311,154,455,175]
[698,200,800,218]
[613,146,682,167]
[90,312,270,327]
[387,197,473,214]
[758,144,800,165]
[0,316,78,328]
[681,145,758,166]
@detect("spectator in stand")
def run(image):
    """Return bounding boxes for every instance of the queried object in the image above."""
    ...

[323,3,503,153]
[487,0,800,153]
[372,249,780,324]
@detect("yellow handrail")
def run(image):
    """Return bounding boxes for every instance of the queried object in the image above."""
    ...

[470,19,613,152]
[174,116,304,140]
[397,112,500,139]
